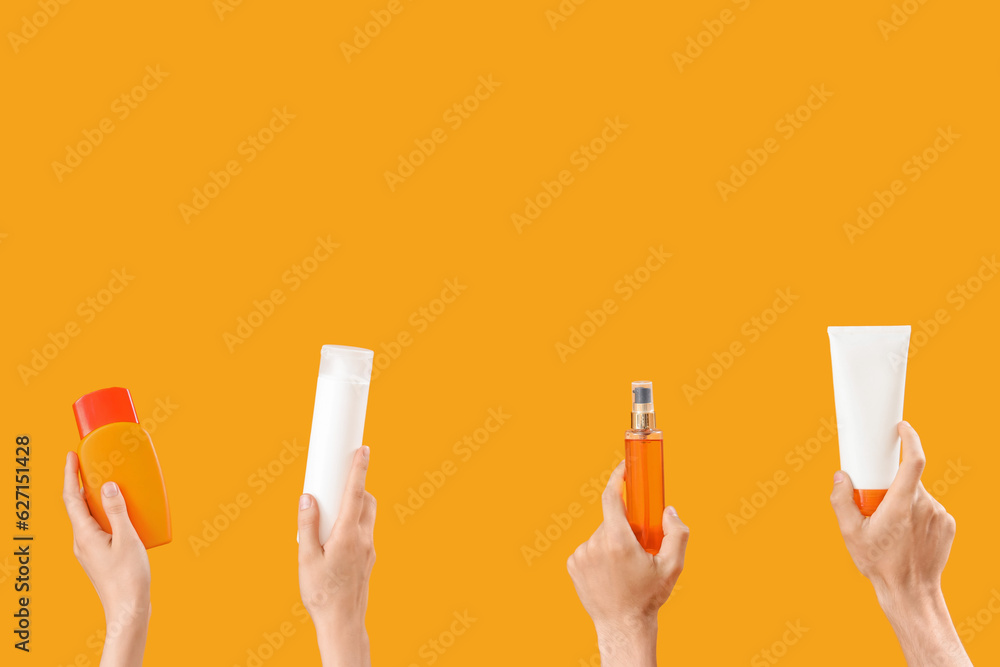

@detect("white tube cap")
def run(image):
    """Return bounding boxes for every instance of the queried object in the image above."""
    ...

[318,345,374,383]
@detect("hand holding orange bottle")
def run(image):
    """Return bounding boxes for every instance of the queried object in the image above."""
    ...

[567,461,689,667]
[62,452,151,667]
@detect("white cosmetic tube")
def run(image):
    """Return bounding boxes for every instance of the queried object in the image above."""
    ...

[301,345,373,541]
[828,326,910,516]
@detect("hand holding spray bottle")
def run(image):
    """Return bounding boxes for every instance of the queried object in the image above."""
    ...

[625,381,665,553]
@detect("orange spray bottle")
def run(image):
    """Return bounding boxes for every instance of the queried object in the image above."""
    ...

[625,381,665,553]
[72,387,171,549]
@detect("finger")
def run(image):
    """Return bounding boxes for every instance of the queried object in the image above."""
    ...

[100,482,140,543]
[359,492,377,535]
[62,452,102,536]
[297,494,323,560]
[889,421,926,495]
[654,506,689,576]
[600,461,633,540]
[337,446,371,526]
[830,470,863,537]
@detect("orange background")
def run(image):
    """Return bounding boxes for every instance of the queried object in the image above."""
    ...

[2,0,998,664]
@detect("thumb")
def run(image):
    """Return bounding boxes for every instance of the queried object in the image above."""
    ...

[654,506,689,578]
[297,494,323,560]
[829,471,863,536]
[100,482,140,542]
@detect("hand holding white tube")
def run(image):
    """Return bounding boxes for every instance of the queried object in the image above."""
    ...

[830,422,972,667]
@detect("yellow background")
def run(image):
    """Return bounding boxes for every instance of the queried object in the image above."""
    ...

[2,0,998,665]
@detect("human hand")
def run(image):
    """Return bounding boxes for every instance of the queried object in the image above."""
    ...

[830,421,972,667]
[298,446,376,667]
[566,461,689,667]
[62,451,151,667]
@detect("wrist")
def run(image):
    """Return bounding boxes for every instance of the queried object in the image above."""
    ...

[103,596,151,630]
[873,580,945,624]
[594,614,658,667]
[873,584,971,667]
[315,618,369,667]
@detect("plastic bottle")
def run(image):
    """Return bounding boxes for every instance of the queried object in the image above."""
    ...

[301,345,374,542]
[625,381,665,553]
[72,387,172,549]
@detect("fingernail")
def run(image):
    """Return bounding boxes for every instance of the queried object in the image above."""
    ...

[299,494,312,510]
[666,505,678,517]
[361,445,370,461]
[65,451,73,464]
[833,472,844,484]
[102,482,119,498]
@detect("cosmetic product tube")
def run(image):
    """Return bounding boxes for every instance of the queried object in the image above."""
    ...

[73,387,172,549]
[828,326,910,516]
[625,381,665,553]
[301,345,373,542]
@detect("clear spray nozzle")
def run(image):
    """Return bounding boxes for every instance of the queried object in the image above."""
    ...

[631,381,655,429]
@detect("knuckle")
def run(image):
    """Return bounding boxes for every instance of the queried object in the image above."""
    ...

[661,555,684,578]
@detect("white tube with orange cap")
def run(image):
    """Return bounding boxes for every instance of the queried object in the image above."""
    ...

[828,325,910,516]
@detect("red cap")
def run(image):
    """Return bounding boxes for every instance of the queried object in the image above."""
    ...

[854,489,888,517]
[73,387,138,439]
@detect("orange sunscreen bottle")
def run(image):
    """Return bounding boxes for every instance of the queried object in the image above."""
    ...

[72,387,171,549]
[625,381,665,554]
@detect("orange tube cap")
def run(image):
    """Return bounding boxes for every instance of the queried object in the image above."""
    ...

[854,489,887,516]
